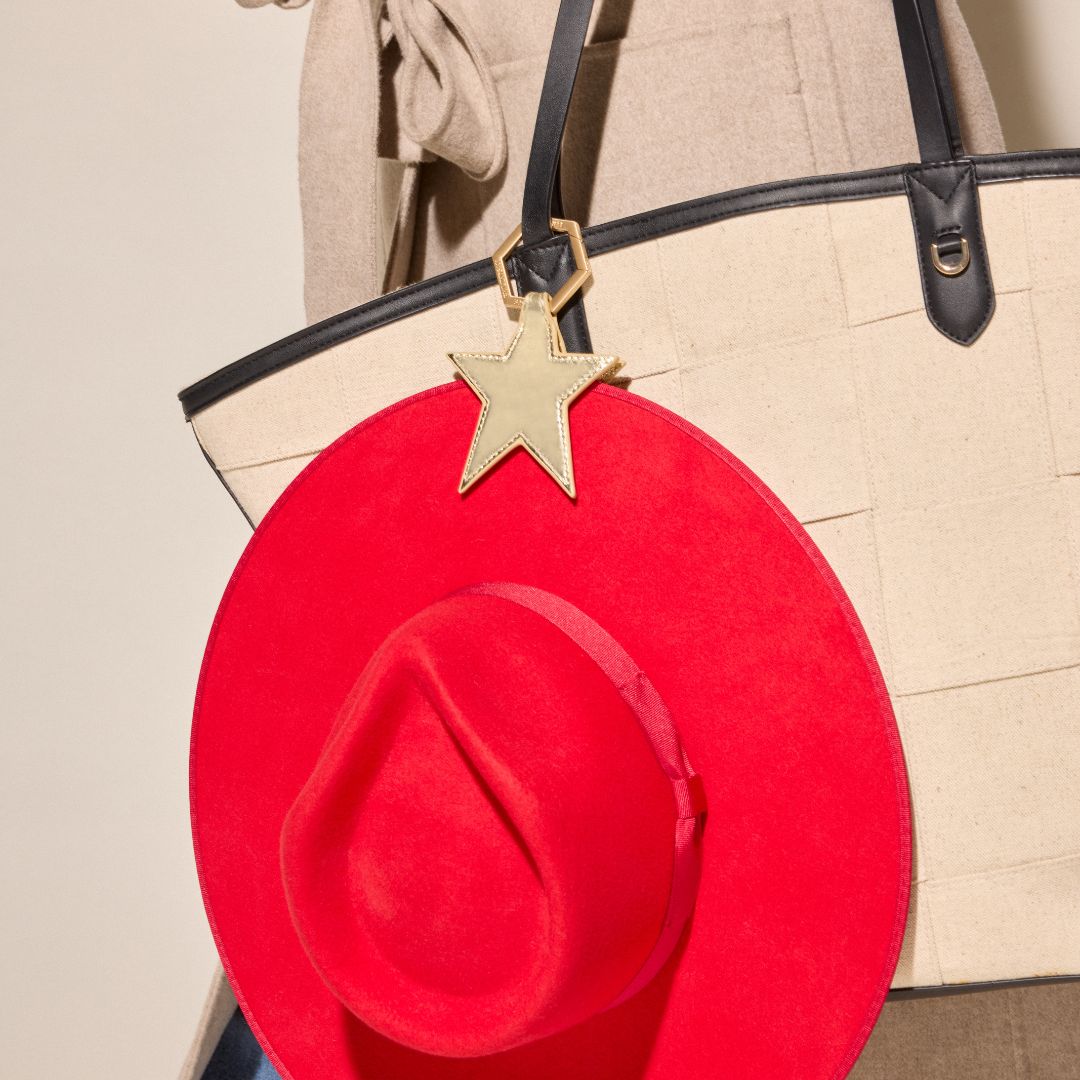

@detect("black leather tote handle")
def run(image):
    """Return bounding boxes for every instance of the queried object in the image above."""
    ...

[522,0,967,244]
[894,0,965,161]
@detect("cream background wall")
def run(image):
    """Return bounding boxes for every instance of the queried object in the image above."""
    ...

[0,2,1075,1078]
[1,4,307,1078]
[960,0,1080,151]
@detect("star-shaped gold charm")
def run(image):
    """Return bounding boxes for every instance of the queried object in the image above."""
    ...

[450,292,620,498]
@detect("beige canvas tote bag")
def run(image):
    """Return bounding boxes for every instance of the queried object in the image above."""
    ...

[184,0,1080,1010]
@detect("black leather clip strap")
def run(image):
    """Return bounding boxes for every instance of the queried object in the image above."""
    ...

[514,0,596,351]
[904,161,994,344]
[509,241,593,351]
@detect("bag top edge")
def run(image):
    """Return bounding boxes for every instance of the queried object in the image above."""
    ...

[179,149,1080,420]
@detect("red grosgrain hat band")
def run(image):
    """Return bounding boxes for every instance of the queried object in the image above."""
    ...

[191,381,911,1080]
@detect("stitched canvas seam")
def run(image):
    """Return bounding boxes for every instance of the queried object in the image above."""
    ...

[896,657,1080,700]
[652,236,690,423]
[924,850,1080,889]
[219,449,323,474]
[1018,290,1065,484]
[799,506,873,528]
[1057,476,1080,634]
[844,280,1034,328]
[916,885,946,987]
[677,322,850,376]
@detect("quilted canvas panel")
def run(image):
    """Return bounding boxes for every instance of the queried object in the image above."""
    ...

[192,177,1080,987]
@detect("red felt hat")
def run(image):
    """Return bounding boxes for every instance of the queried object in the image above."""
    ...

[191,381,910,1080]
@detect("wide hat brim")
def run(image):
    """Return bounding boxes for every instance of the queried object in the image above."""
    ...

[192,382,910,1079]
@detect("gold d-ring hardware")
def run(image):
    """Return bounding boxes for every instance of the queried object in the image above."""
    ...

[930,236,971,277]
[492,218,592,315]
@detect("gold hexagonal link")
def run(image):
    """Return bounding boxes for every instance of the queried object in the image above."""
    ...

[492,217,592,315]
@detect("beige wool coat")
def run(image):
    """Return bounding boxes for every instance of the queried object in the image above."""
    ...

[181,1,1080,1077]
[242,0,1004,322]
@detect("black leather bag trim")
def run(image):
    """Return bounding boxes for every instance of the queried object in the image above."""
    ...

[180,149,1080,419]
[887,974,1080,1001]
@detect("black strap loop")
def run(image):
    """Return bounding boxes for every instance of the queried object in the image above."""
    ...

[521,0,966,243]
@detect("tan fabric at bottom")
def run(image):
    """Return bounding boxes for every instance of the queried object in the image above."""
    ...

[180,970,1080,1078]
[853,982,1080,1078]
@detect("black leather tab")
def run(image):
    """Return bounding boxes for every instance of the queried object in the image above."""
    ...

[904,161,994,345]
[509,238,593,351]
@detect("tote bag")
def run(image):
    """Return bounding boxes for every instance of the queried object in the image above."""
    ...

[181,0,1080,995]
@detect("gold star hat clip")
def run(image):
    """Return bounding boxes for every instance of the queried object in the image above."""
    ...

[450,220,620,499]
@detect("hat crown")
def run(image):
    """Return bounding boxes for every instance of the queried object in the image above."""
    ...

[280,587,702,1058]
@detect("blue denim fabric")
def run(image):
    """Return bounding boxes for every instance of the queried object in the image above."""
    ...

[201,1008,281,1080]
